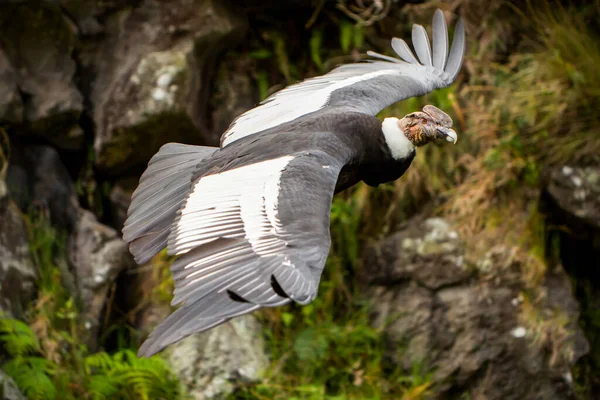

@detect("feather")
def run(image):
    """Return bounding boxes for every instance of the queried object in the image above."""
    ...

[445,18,466,81]
[122,143,217,263]
[220,9,465,147]
[412,24,433,66]
[432,9,449,70]
[391,37,420,64]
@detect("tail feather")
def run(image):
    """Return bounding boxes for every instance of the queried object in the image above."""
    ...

[122,143,217,264]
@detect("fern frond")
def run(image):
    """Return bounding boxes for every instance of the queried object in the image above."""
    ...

[84,349,182,400]
[87,374,119,400]
[0,318,41,357]
[3,357,56,400]
[85,351,116,373]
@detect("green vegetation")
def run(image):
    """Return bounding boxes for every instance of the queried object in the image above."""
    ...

[230,195,434,400]
[230,1,600,398]
[3,1,599,399]
[0,214,183,400]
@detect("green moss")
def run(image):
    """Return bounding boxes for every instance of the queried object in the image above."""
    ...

[97,112,201,174]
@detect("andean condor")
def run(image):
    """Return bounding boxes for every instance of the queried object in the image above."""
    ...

[123,9,465,357]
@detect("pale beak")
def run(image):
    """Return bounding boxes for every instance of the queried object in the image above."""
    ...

[437,127,458,144]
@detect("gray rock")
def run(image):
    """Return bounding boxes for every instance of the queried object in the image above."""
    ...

[546,165,600,230]
[88,0,246,175]
[362,217,469,289]
[363,217,586,400]
[0,49,23,124]
[107,177,138,231]
[0,197,36,319]
[6,145,79,231]
[0,369,26,400]
[0,2,84,150]
[209,52,258,139]
[67,209,135,350]
[58,0,139,36]
[166,315,269,400]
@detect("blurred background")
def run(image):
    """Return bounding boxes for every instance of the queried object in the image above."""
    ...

[0,0,598,399]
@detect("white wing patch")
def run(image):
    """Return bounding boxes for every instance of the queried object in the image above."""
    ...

[221,68,416,147]
[219,9,464,149]
[168,156,294,257]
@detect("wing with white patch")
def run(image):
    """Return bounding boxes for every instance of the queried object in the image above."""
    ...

[122,143,217,264]
[220,9,465,147]
[138,152,342,357]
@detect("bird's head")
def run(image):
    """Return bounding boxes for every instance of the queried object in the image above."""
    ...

[381,105,457,160]
[400,105,457,146]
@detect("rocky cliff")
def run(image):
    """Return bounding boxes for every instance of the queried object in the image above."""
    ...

[0,0,598,399]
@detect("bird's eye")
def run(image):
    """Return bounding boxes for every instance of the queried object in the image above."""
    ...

[422,119,428,125]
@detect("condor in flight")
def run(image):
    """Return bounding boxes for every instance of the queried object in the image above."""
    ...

[123,9,465,357]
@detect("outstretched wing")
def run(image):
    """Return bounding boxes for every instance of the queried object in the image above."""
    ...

[220,9,465,147]
[138,151,343,357]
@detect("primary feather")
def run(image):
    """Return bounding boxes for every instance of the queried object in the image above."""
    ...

[220,9,465,147]
[123,9,465,357]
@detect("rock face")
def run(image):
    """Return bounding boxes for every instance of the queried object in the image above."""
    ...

[67,209,136,350]
[544,164,600,396]
[0,369,26,400]
[0,49,23,124]
[166,315,269,400]
[363,217,587,400]
[107,177,138,230]
[87,0,246,174]
[545,165,600,230]
[208,52,258,138]
[0,197,36,319]
[0,2,84,150]
[6,144,79,231]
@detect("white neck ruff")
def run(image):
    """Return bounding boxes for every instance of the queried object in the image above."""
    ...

[381,117,415,160]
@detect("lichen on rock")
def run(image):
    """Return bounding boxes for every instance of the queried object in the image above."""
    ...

[363,216,587,399]
[165,315,269,400]
[89,0,246,175]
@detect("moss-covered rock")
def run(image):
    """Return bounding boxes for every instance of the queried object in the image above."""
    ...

[0,2,83,150]
[363,217,587,399]
[88,0,246,175]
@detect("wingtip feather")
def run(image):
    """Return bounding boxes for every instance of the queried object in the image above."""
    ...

[391,37,420,64]
[432,9,449,70]
[412,24,433,66]
[445,17,466,81]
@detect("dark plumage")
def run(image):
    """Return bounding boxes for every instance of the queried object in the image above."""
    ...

[122,9,465,357]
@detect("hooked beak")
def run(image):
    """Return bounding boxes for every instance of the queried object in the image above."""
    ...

[436,127,458,144]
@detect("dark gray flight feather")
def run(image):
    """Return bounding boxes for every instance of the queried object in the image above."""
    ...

[136,152,343,357]
[122,143,217,264]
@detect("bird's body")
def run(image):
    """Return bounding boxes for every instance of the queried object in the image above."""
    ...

[123,9,465,357]
[197,111,413,192]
